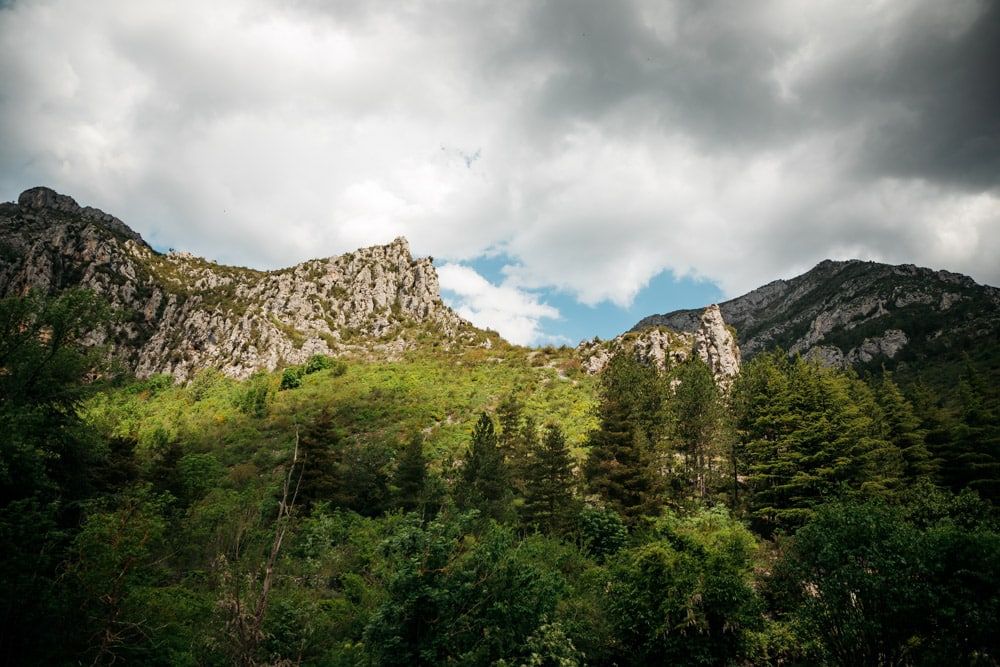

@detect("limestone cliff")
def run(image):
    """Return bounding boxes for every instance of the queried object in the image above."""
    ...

[632,259,1000,377]
[578,304,741,388]
[0,187,477,380]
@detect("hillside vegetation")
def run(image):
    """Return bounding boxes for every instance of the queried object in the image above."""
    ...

[3,289,1000,666]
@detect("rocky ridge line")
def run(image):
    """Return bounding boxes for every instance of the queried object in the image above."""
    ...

[0,187,477,380]
[579,304,741,387]
[632,259,1000,370]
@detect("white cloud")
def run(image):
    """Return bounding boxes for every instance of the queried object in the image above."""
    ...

[1,0,997,342]
[437,263,561,346]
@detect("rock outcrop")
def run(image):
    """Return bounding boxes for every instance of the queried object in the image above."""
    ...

[0,187,477,380]
[578,304,741,388]
[632,259,1000,373]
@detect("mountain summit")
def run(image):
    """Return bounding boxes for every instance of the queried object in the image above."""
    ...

[0,187,477,380]
[633,258,1000,383]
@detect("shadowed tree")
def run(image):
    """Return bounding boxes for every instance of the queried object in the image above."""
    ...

[584,353,667,523]
[455,413,512,522]
[521,423,580,535]
[393,432,429,515]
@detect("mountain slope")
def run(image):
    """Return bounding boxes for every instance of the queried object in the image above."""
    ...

[0,187,481,380]
[632,259,1000,384]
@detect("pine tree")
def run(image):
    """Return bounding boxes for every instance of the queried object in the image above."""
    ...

[393,432,428,514]
[296,408,346,511]
[455,413,512,522]
[496,394,536,499]
[521,423,579,535]
[876,372,935,480]
[734,353,905,533]
[584,353,667,523]
[669,356,728,504]
[938,362,1000,501]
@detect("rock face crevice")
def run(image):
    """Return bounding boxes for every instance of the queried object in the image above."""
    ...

[0,187,474,380]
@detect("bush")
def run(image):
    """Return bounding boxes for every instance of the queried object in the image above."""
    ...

[280,366,303,390]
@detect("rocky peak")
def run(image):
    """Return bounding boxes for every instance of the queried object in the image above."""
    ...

[631,259,1000,379]
[0,188,477,381]
[693,304,741,386]
[578,304,741,388]
[16,186,146,244]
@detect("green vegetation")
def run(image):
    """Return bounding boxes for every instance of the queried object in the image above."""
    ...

[2,290,999,665]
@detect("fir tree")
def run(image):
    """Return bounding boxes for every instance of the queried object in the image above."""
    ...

[584,353,667,522]
[669,356,728,504]
[521,423,579,535]
[296,408,345,511]
[876,372,935,480]
[455,413,512,522]
[393,432,428,515]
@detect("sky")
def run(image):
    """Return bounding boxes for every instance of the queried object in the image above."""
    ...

[1,0,998,346]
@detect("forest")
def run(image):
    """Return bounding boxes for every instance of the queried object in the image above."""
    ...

[1,289,999,666]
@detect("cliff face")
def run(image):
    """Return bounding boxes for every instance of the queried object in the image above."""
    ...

[632,259,1000,375]
[578,304,741,388]
[0,187,474,380]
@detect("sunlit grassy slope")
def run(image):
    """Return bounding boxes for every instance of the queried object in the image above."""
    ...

[85,342,601,473]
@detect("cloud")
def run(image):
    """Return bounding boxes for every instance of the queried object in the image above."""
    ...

[0,0,997,346]
[437,263,562,346]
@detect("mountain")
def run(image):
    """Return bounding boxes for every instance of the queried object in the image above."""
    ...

[579,304,741,387]
[632,258,1000,386]
[0,187,480,380]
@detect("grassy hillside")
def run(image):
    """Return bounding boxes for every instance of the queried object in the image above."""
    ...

[85,342,600,475]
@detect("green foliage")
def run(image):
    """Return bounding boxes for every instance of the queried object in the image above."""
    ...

[732,352,906,533]
[304,353,343,375]
[521,423,581,535]
[454,412,513,522]
[606,507,763,666]
[392,432,430,515]
[66,485,174,664]
[770,498,1000,666]
[234,370,271,417]
[0,289,112,503]
[584,352,668,522]
[577,505,628,563]
[279,365,303,390]
[364,515,566,666]
[669,356,731,504]
[3,282,998,665]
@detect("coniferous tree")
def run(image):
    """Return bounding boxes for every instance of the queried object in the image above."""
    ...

[393,432,428,515]
[669,356,728,504]
[496,394,536,499]
[876,372,935,481]
[296,408,345,511]
[734,353,905,533]
[939,361,1000,501]
[584,353,667,523]
[455,413,512,522]
[521,423,579,535]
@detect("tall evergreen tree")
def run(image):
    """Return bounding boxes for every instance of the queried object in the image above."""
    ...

[669,356,728,504]
[296,408,345,511]
[455,413,512,522]
[521,423,579,535]
[938,361,1000,501]
[875,372,935,480]
[584,353,667,522]
[496,393,536,499]
[734,353,905,533]
[393,432,429,515]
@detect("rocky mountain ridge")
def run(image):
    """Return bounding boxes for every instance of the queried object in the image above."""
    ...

[579,304,741,386]
[632,258,1000,380]
[0,187,476,380]
[2,187,745,387]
